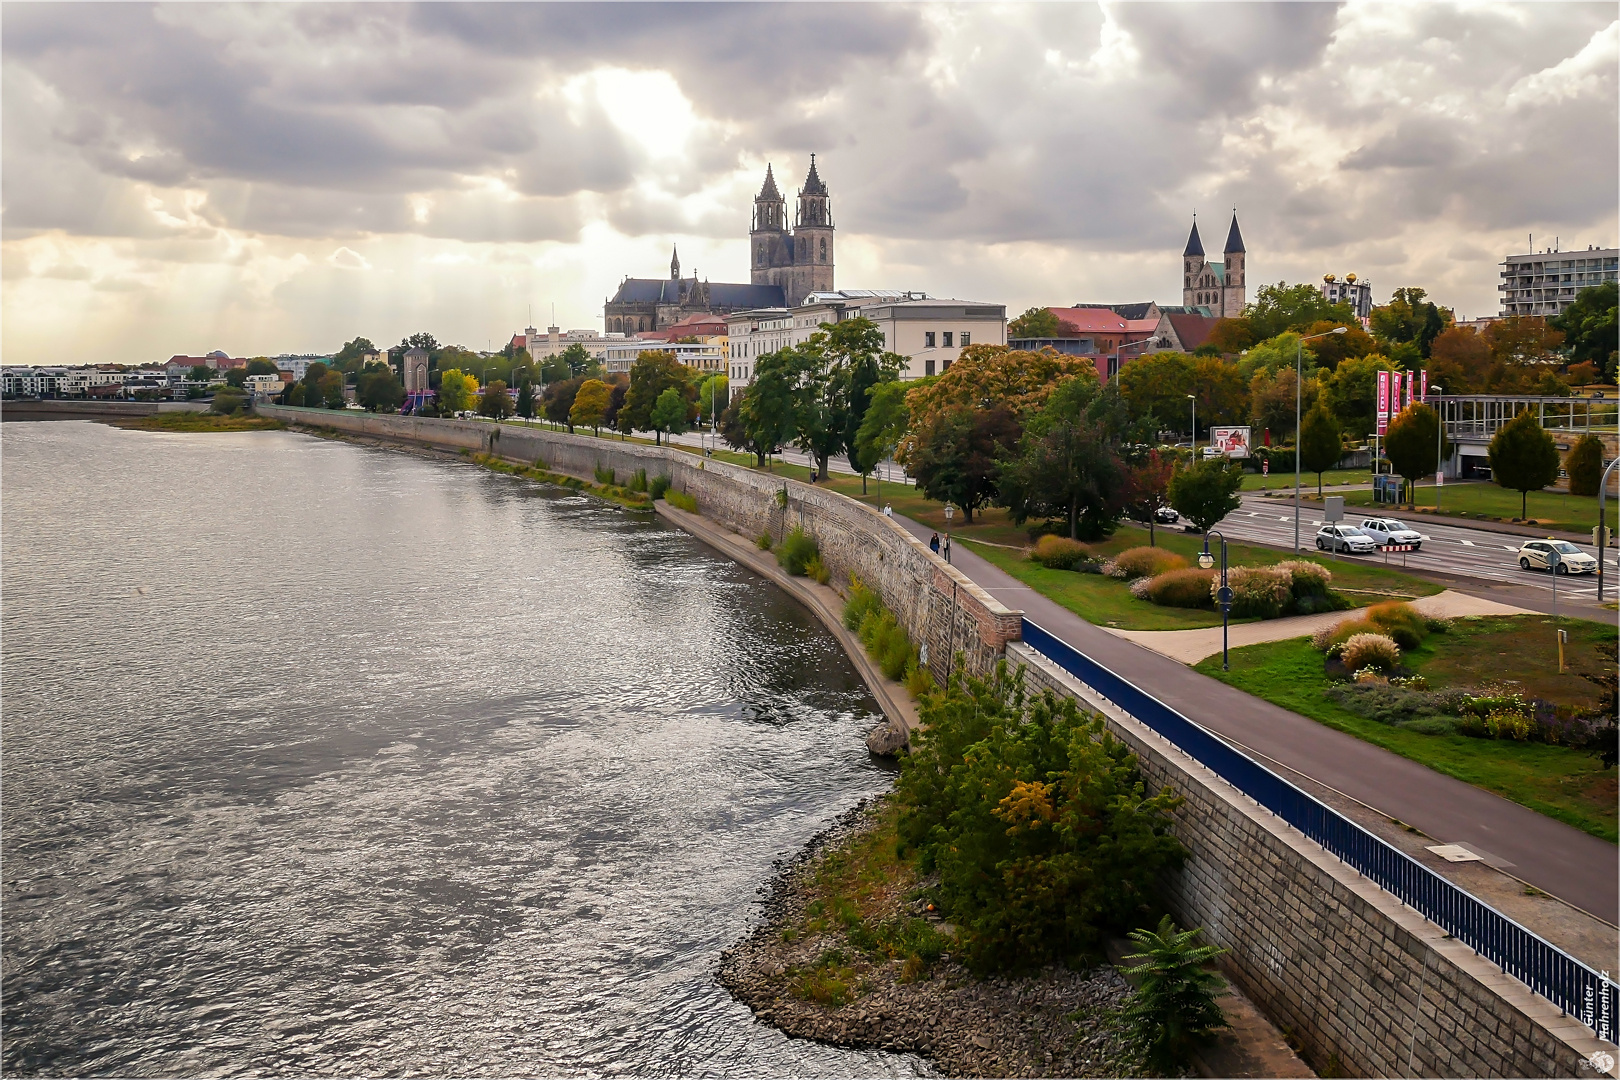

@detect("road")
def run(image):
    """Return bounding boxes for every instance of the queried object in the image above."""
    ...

[881,509,1619,922]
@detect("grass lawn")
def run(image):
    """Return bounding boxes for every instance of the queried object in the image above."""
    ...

[964,528,1442,631]
[1195,615,1618,842]
[1331,481,1618,534]
[119,411,286,432]
[1243,467,1370,492]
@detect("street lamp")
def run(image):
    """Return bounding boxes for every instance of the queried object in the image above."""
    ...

[1111,336,1156,382]
[1186,394,1196,455]
[1199,530,1233,671]
[1431,385,1443,512]
[1294,327,1349,552]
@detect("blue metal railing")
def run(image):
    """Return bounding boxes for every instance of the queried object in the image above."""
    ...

[1019,617,1617,1044]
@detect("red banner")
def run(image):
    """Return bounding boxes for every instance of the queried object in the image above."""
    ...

[1376,370,1390,436]
[1420,369,1428,403]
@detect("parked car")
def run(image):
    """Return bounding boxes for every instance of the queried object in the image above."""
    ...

[1317,524,1376,554]
[1154,506,1180,524]
[1517,539,1598,575]
[1359,518,1424,549]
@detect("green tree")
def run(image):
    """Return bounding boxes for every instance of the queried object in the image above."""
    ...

[188,364,212,383]
[1122,449,1176,545]
[620,351,693,436]
[1319,353,1399,437]
[1566,433,1605,497]
[1384,403,1440,507]
[317,369,345,409]
[357,366,403,412]
[570,378,611,436]
[696,373,730,425]
[1121,917,1230,1073]
[788,317,900,481]
[245,358,280,377]
[1488,408,1561,519]
[1297,405,1343,495]
[1118,350,1195,426]
[1247,366,1313,442]
[515,381,535,422]
[398,331,439,353]
[437,369,476,414]
[999,375,1125,540]
[1206,318,1256,355]
[1370,287,1450,357]
[731,352,800,467]
[1245,281,1355,340]
[479,379,511,421]
[542,376,584,431]
[908,404,1019,523]
[1168,458,1243,532]
[896,667,1185,973]
[211,389,247,415]
[853,380,910,494]
[649,386,689,444]
[225,367,250,389]
[1300,321,1375,371]
[333,337,377,370]
[1553,282,1618,381]
[1008,306,1062,338]
[1190,355,1250,429]
[558,342,596,379]
[1236,332,1314,381]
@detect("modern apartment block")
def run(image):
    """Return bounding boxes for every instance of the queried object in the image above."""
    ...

[1499,246,1618,317]
[1318,274,1373,320]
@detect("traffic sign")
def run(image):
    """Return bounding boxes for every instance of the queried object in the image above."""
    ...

[1217,586,1234,606]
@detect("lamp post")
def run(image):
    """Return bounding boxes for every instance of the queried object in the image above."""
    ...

[1111,336,1155,382]
[1186,394,1196,456]
[1294,327,1349,552]
[1431,385,1443,512]
[1598,458,1620,603]
[1199,531,1233,670]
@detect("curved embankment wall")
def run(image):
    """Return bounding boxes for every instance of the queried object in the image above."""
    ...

[263,405,1612,1078]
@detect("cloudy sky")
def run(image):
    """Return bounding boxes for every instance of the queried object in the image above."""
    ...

[3,2,1616,365]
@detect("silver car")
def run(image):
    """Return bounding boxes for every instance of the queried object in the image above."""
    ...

[1317,525,1376,554]
[1518,539,1598,575]
[1359,517,1424,549]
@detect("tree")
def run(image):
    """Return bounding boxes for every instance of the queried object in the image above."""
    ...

[558,342,596,379]
[1008,306,1062,338]
[908,404,1020,523]
[1206,318,1255,355]
[1427,325,1490,393]
[1370,287,1450,357]
[356,366,403,412]
[1121,917,1230,1073]
[570,378,611,436]
[543,376,585,431]
[620,351,693,436]
[696,373,730,426]
[1297,405,1343,495]
[438,369,477,414]
[1553,282,1618,381]
[1565,433,1605,498]
[478,379,511,421]
[999,375,1125,540]
[1319,352,1399,437]
[539,355,570,384]
[732,351,799,466]
[1245,282,1355,340]
[1248,367,1313,443]
[515,381,535,422]
[398,331,439,353]
[1121,450,1176,545]
[245,358,280,377]
[1488,408,1561,519]
[1384,404,1440,507]
[1168,459,1243,533]
[902,344,1097,443]
[1190,355,1249,429]
[1118,350,1194,427]
[188,365,213,383]
[1237,332,1314,381]
[649,387,689,444]
[1300,321,1374,371]
[853,380,909,493]
[603,377,628,435]
[786,317,900,481]
[333,337,377,370]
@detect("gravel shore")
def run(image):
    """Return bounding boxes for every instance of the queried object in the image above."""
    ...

[717,798,1146,1078]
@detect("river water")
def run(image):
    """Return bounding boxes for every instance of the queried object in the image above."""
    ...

[1,421,924,1077]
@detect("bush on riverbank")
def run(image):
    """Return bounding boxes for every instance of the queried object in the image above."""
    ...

[844,578,928,690]
[898,665,1184,973]
[778,527,820,576]
[665,488,698,513]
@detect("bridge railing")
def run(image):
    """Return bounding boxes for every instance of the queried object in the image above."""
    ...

[1019,617,1617,1044]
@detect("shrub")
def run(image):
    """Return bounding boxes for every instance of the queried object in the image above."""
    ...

[1143,568,1216,608]
[211,391,247,415]
[1364,602,1428,651]
[593,464,616,485]
[1397,717,1458,736]
[1031,534,1093,570]
[1310,623,1338,652]
[1121,916,1230,1073]
[843,577,884,632]
[756,532,773,551]
[1111,546,1187,581]
[804,553,831,585]
[877,622,914,681]
[627,467,648,492]
[1128,577,1153,600]
[1340,632,1400,674]
[665,489,698,513]
[649,475,671,500]
[1275,559,1333,599]
[1324,616,1379,650]
[1218,566,1292,619]
[777,527,819,576]
[904,661,936,698]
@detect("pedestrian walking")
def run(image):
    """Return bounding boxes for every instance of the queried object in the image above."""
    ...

[883,503,893,518]
[929,532,940,554]
[943,533,952,563]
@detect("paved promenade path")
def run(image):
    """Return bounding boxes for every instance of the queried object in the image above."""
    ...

[883,513,1618,922]
[1107,590,1532,665]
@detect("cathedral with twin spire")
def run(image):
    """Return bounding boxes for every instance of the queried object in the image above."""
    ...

[602,158,835,335]
[1182,211,1246,319]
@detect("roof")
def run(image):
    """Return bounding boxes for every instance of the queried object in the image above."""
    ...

[801,154,828,197]
[757,163,781,202]
[1224,213,1245,254]
[609,277,785,310]
[1074,302,1157,321]
[1042,307,1156,335]
[1165,313,1220,351]
[1184,221,1204,258]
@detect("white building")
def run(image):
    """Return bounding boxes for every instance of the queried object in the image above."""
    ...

[274,355,332,381]
[1499,246,1619,317]
[601,341,725,378]
[523,325,641,365]
[3,366,140,397]
[1318,274,1373,320]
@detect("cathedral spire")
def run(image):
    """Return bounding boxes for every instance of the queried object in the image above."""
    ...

[1223,210,1246,254]
[670,244,680,280]
[801,153,828,197]
[758,163,781,201]
[1183,218,1205,258]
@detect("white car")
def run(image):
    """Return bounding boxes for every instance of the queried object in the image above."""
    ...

[1359,518,1424,550]
[1317,524,1376,554]
[1517,539,1598,575]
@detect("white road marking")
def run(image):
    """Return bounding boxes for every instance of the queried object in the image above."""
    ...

[1504,545,1518,552]
[1280,516,1290,522]
[1460,539,1474,546]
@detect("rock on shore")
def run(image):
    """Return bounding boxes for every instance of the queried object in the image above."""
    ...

[717,800,1144,1078]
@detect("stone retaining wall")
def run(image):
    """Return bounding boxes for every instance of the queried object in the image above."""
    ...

[1011,640,1610,1079]
[259,406,1020,681]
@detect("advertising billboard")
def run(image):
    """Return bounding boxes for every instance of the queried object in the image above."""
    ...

[1210,426,1251,458]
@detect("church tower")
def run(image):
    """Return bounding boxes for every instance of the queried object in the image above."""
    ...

[750,164,790,289]
[1182,218,1205,309]
[1221,212,1246,318]
[670,244,681,281]
[790,154,835,307]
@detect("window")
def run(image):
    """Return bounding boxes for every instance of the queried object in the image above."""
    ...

[925,331,936,348]
[961,332,971,346]
[942,358,952,372]
[924,359,936,376]
[942,332,953,347]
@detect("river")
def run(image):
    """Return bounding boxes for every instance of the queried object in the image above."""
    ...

[1,420,925,1077]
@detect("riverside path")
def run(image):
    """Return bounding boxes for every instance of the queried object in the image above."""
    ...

[883,510,1618,923]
